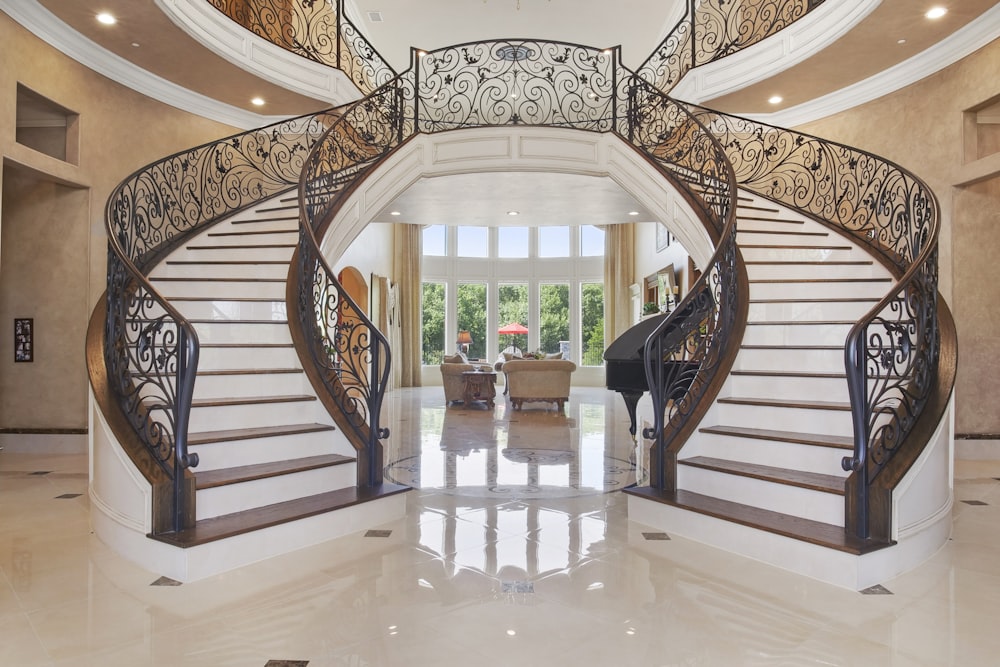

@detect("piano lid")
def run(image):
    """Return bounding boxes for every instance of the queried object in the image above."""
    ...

[603,312,668,362]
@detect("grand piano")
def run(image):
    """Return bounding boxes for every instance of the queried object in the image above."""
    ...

[604,300,705,438]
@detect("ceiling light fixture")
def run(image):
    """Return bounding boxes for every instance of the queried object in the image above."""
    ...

[96,12,116,25]
[507,210,519,216]
[768,95,783,105]
[390,211,401,216]
[925,7,947,20]
[628,211,639,216]
[251,97,265,106]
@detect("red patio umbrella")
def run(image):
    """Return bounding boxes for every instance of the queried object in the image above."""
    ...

[498,322,528,354]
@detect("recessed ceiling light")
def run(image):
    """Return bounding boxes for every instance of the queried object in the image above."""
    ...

[897,38,907,44]
[925,7,947,19]
[390,211,401,216]
[251,97,265,106]
[96,12,116,25]
[131,42,140,48]
[768,95,783,105]
[628,211,639,216]
[507,210,519,216]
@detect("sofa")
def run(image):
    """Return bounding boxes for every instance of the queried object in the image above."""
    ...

[501,358,577,411]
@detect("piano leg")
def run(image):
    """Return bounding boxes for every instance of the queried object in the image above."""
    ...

[620,390,643,438]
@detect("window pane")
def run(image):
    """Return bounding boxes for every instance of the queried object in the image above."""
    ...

[497,283,528,356]
[498,226,529,258]
[538,226,569,258]
[580,225,604,256]
[457,226,488,257]
[422,225,446,256]
[581,282,604,366]
[539,283,569,356]
[421,282,446,365]
[457,282,487,360]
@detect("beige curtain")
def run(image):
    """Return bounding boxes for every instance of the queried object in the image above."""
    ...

[604,222,636,343]
[392,223,422,387]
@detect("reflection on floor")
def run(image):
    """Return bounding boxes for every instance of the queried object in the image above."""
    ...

[3,388,1000,665]
[383,387,647,498]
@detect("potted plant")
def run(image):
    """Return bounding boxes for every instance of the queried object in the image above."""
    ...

[643,302,660,316]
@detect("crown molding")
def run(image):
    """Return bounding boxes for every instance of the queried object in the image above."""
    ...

[1,0,290,129]
[749,2,1000,128]
[155,0,361,106]
[671,0,880,102]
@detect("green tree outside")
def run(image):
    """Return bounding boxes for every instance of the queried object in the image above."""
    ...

[422,281,445,364]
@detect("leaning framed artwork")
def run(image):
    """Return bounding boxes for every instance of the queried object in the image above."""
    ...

[14,318,33,362]
[656,224,671,252]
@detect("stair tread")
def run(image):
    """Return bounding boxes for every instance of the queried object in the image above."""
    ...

[745,260,872,265]
[679,456,846,494]
[738,216,803,224]
[197,368,302,376]
[149,277,285,283]
[719,396,851,411]
[746,320,854,325]
[189,422,333,446]
[207,229,298,237]
[195,453,355,490]
[624,488,889,555]
[737,229,829,237]
[700,425,853,450]
[731,369,845,379]
[750,277,891,283]
[200,342,293,348]
[186,244,296,250]
[191,394,316,408]
[190,318,288,324]
[749,298,878,303]
[740,244,852,250]
[148,483,411,548]
[741,344,840,350]
[170,297,284,303]
[166,260,289,265]
[232,214,297,222]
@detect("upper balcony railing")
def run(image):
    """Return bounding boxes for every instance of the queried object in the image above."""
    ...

[204,0,396,95]
[637,0,827,94]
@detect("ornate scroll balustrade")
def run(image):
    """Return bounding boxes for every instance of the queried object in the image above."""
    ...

[205,0,395,95]
[104,109,341,533]
[297,78,415,486]
[623,79,740,489]
[414,40,621,132]
[686,107,940,541]
[638,0,826,94]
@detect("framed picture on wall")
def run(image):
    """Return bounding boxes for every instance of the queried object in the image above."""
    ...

[14,318,33,363]
[656,224,671,252]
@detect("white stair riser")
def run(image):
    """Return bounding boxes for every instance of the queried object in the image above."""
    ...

[188,399,324,432]
[192,321,292,344]
[743,324,851,346]
[195,463,356,520]
[737,346,843,372]
[198,345,300,370]
[689,431,850,471]
[188,430,344,471]
[170,246,295,263]
[150,280,287,300]
[676,464,845,525]
[193,372,312,399]
[216,215,299,231]
[746,263,878,280]
[724,374,849,402]
[749,282,890,300]
[202,230,299,246]
[173,300,288,321]
[711,402,853,435]
[736,231,833,247]
[740,247,857,262]
[748,301,875,321]
[153,263,290,280]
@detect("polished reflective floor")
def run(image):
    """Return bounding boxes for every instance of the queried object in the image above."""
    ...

[3,388,1000,665]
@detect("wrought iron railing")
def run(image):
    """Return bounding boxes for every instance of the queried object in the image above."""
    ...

[623,79,739,488]
[686,106,940,540]
[637,0,826,94]
[204,0,396,95]
[104,109,341,533]
[299,42,738,492]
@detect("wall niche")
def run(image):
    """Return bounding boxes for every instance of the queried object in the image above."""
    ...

[15,84,80,165]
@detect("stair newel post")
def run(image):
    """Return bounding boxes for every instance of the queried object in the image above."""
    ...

[366,337,386,488]
[172,326,199,533]
[336,0,344,76]
[643,334,666,491]
[412,47,422,132]
[843,325,870,539]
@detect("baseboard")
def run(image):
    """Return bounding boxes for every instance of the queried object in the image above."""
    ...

[954,438,1000,461]
[0,431,88,454]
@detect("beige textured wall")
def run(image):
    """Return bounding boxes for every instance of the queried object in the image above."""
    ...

[0,13,238,431]
[798,39,1000,435]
